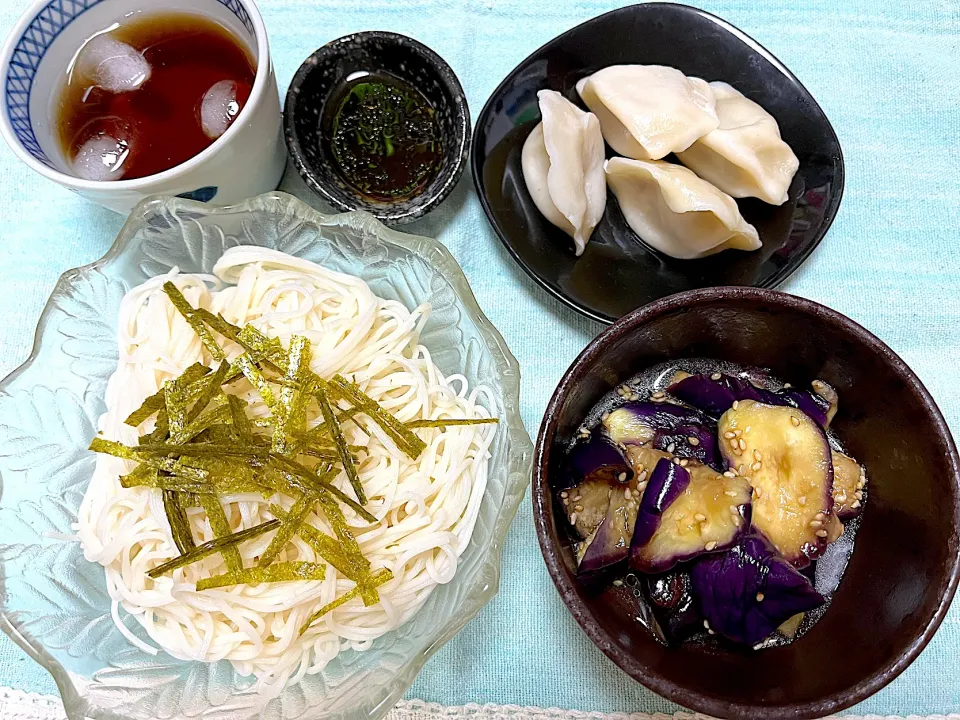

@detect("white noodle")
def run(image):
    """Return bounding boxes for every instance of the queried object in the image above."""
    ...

[77,247,495,696]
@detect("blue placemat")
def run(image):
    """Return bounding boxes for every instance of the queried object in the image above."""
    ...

[0,0,958,715]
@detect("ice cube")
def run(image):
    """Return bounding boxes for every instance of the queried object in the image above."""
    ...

[76,35,151,93]
[72,134,131,181]
[200,80,242,140]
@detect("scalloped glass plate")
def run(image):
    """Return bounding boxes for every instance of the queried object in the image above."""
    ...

[0,192,532,720]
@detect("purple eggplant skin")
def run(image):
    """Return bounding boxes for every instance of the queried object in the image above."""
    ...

[563,433,634,490]
[603,402,723,470]
[668,373,833,428]
[691,533,826,646]
[645,570,703,643]
[630,459,691,554]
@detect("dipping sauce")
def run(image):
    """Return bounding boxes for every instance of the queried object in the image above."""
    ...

[55,12,256,181]
[327,73,441,201]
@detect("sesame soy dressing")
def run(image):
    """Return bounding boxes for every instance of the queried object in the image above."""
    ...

[572,358,864,649]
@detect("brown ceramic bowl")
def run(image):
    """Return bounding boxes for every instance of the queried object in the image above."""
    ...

[533,287,960,719]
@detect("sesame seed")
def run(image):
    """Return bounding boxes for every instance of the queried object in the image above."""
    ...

[790,415,801,426]
[689,436,700,446]
[732,400,740,410]
[672,457,681,465]
[837,491,847,502]
[618,472,627,482]
[703,619,711,629]
[783,383,792,389]
[573,495,582,502]
[723,431,736,439]
[815,512,825,520]
[679,458,689,467]
[637,470,648,483]
[694,513,707,522]
[637,481,648,492]
[725,490,739,497]
[574,504,584,512]
[738,439,747,450]
[652,391,665,400]
[570,513,578,524]
[816,529,828,538]
[601,412,610,422]
[613,579,623,587]
[560,491,568,499]
[756,592,765,602]
[666,442,676,453]
[856,480,865,490]
[711,372,722,380]
[723,470,736,478]
[798,496,807,506]
[708,628,715,635]
[624,488,632,500]
[705,541,718,551]
[753,449,762,461]
[754,487,762,498]
[738,464,746,474]
[751,462,762,472]
[851,500,861,508]
[729,438,740,450]
[855,490,863,499]
[729,505,738,514]
[810,520,822,528]
[563,499,569,505]
[744,425,752,434]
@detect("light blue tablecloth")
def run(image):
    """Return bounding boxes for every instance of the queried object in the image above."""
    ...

[1,0,959,715]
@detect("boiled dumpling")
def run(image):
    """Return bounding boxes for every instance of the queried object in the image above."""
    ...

[576,65,719,161]
[676,81,800,205]
[521,90,606,255]
[605,157,760,260]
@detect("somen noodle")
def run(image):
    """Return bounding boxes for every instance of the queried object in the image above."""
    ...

[77,247,496,694]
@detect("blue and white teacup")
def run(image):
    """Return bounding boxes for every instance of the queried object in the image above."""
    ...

[0,0,286,214]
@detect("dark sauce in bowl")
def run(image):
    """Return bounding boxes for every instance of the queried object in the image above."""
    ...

[324,73,441,201]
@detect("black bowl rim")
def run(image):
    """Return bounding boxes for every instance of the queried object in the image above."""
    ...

[284,30,471,225]
[531,286,960,718]
[471,2,847,324]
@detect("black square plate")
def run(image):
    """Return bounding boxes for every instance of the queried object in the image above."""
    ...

[472,3,844,324]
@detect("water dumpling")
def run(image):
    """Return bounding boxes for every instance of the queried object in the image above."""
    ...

[520,90,606,256]
[605,157,761,260]
[576,65,719,161]
[676,82,800,205]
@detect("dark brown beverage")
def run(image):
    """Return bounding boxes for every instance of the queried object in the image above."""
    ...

[55,12,256,181]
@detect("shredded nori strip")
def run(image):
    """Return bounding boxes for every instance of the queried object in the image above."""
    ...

[163,282,226,363]
[196,308,242,343]
[330,375,426,458]
[124,363,210,427]
[227,394,255,444]
[298,569,393,635]
[162,490,196,554]
[234,352,278,410]
[198,493,242,572]
[196,561,327,591]
[186,360,230,423]
[273,336,312,456]
[147,519,281,578]
[268,454,376,523]
[406,418,499,429]
[317,386,366,504]
[259,493,317,567]
[270,505,367,581]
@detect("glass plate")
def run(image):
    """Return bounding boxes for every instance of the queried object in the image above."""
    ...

[0,191,532,720]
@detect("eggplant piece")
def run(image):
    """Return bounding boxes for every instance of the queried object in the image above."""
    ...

[718,400,834,567]
[668,373,836,428]
[645,569,702,642]
[562,479,615,540]
[604,402,723,470]
[691,533,825,646]
[577,482,640,575]
[631,461,752,573]
[832,451,866,520]
[566,433,634,488]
